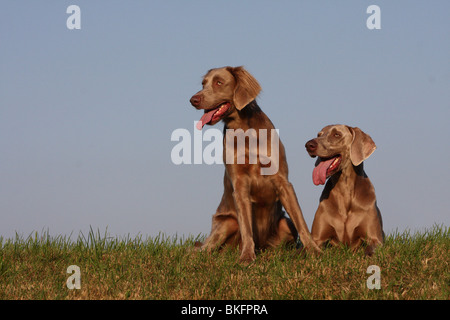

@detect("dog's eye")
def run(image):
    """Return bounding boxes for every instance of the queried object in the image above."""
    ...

[216,81,223,86]
[334,133,341,138]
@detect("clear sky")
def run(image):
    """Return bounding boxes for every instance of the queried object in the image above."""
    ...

[1,1,449,240]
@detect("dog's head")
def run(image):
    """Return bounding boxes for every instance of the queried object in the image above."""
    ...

[305,125,376,185]
[190,66,261,130]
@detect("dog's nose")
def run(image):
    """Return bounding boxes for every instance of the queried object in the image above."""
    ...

[305,139,317,152]
[190,94,201,107]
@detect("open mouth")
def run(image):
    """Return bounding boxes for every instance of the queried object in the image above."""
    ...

[196,102,231,130]
[312,155,342,186]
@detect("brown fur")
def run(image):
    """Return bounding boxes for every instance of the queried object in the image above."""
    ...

[305,125,384,255]
[190,66,321,262]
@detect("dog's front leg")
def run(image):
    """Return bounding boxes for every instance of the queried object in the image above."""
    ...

[232,179,256,263]
[277,179,322,253]
[200,173,239,252]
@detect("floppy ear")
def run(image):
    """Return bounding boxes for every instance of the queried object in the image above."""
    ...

[348,126,377,166]
[227,66,261,110]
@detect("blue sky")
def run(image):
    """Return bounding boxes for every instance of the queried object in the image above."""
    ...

[1,1,449,240]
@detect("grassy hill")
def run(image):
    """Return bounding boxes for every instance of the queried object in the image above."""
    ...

[0,225,448,300]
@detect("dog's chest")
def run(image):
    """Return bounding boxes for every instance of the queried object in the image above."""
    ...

[249,177,278,204]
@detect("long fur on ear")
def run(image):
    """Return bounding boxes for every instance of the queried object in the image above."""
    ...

[348,126,377,166]
[227,66,261,110]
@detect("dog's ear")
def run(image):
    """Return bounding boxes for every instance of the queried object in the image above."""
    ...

[227,66,261,110]
[348,126,376,166]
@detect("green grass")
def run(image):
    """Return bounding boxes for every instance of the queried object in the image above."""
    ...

[0,225,448,300]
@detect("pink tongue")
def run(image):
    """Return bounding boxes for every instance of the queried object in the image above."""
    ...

[196,109,217,130]
[313,158,335,186]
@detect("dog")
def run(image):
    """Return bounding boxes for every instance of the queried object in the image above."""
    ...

[305,124,384,255]
[190,66,321,262]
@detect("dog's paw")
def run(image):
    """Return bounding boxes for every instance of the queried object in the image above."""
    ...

[239,250,256,264]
